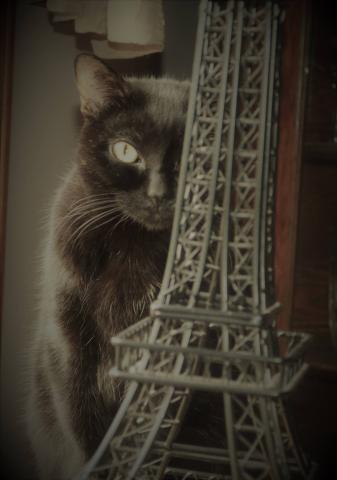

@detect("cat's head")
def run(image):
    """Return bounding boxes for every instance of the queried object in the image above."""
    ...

[74,54,189,232]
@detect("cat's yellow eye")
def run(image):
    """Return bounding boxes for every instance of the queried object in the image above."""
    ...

[111,141,139,164]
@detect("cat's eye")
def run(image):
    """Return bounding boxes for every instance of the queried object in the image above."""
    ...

[110,141,139,164]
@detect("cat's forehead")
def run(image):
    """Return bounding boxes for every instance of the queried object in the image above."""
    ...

[128,77,190,127]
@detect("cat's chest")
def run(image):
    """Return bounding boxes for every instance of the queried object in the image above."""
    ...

[85,251,161,329]
[106,250,159,294]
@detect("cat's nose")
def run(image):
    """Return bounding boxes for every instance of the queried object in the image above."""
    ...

[147,170,166,198]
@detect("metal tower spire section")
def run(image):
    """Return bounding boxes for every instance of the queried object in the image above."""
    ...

[75,1,315,479]
[158,0,276,314]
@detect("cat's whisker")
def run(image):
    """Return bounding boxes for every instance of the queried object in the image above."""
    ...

[72,210,132,247]
[70,216,115,247]
[68,192,116,209]
[66,197,120,215]
[68,198,118,210]
[65,203,121,221]
[63,202,122,233]
[85,211,130,237]
[65,199,120,220]
[69,210,118,246]
[64,213,99,239]
[70,208,125,246]
[111,213,132,232]
[70,196,119,208]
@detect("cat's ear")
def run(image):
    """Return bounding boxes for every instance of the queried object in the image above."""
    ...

[74,54,129,117]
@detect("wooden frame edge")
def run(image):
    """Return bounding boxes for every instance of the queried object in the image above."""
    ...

[0,1,16,332]
[275,0,311,330]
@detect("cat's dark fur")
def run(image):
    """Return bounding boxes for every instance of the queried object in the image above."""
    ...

[26,54,189,480]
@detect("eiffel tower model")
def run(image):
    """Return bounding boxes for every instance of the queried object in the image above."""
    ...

[76,1,316,479]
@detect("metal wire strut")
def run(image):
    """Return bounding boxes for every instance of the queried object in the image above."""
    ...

[75,1,315,479]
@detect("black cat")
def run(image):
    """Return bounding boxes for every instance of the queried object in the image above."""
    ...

[26,54,189,480]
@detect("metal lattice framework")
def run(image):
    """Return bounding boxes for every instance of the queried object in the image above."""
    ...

[75,1,315,479]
